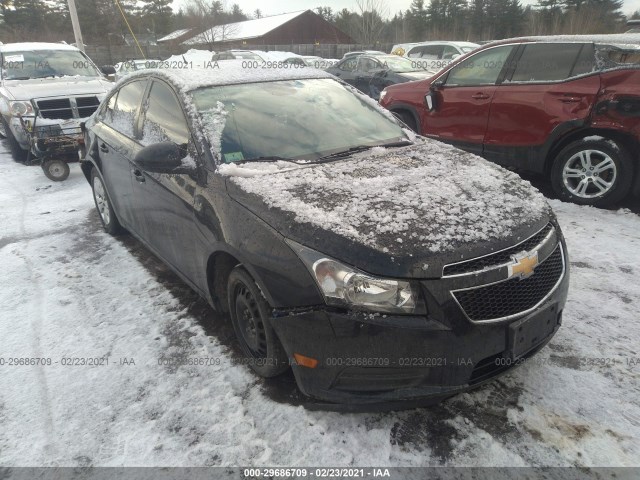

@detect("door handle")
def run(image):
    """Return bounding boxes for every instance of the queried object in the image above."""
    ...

[132,168,145,183]
[559,97,580,103]
[471,93,490,100]
[99,143,109,153]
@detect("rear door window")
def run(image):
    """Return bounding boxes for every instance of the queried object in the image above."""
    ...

[140,80,190,146]
[108,80,147,137]
[339,58,358,71]
[442,45,460,60]
[510,43,590,82]
[411,45,444,59]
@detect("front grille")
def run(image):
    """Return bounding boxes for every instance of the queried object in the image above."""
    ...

[36,98,74,119]
[75,96,100,117]
[452,245,564,322]
[443,224,554,276]
[36,96,100,120]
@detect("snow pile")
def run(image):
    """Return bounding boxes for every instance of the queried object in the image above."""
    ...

[221,139,550,253]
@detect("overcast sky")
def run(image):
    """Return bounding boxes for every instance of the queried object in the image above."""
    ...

[172,0,640,19]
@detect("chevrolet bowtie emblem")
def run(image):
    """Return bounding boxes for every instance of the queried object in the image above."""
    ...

[508,251,539,279]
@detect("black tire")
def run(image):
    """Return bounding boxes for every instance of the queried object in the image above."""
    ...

[396,111,418,133]
[91,168,123,235]
[550,138,634,207]
[42,159,70,182]
[227,267,289,378]
[0,116,28,163]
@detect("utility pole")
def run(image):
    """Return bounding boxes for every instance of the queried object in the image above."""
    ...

[67,0,85,52]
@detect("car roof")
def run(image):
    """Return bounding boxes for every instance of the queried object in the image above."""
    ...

[408,41,480,48]
[118,59,334,93]
[482,33,640,49]
[0,42,81,53]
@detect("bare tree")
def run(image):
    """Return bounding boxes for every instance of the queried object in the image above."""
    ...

[182,0,239,50]
[354,0,389,45]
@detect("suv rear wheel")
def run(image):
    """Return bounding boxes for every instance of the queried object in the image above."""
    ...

[550,138,633,207]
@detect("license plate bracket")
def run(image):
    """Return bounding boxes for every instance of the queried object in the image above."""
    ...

[508,307,558,359]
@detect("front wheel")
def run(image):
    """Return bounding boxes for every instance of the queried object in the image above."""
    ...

[91,168,123,235]
[227,267,289,378]
[0,116,28,163]
[550,138,634,207]
[42,159,70,181]
[395,111,418,133]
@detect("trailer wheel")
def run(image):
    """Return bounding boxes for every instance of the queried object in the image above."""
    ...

[42,159,70,181]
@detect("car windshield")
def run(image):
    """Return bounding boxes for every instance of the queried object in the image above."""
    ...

[192,78,407,163]
[378,55,427,72]
[1,49,101,80]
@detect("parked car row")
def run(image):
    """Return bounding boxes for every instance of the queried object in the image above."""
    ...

[2,35,639,408]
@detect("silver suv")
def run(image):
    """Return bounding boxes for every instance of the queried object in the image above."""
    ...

[0,42,112,179]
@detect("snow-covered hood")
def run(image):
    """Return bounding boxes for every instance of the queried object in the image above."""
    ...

[221,139,552,278]
[2,77,111,101]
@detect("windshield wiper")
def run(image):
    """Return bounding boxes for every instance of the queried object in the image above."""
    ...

[235,156,304,164]
[6,76,31,80]
[317,145,376,161]
[317,140,413,162]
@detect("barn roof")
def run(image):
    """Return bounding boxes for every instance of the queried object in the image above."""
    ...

[182,10,307,46]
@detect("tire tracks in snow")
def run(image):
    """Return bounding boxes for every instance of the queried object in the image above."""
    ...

[4,171,57,461]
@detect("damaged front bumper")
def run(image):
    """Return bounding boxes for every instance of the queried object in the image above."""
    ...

[13,115,83,159]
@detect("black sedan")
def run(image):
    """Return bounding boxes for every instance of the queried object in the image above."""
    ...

[326,54,435,99]
[81,62,569,408]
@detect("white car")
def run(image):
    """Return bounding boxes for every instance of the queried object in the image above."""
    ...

[391,41,480,71]
[0,42,112,179]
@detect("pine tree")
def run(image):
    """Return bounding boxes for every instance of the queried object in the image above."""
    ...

[140,0,173,34]
[406,0,427,40]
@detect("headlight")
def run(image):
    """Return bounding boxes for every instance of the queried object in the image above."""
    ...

[9,101,33,116]
[287,240,426,315]
[379,89,388,101]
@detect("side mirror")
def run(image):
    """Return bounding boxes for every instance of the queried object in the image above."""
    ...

[431,79,444,91]
[134,142,191,174]
[425,79,443,111]
[101,65,116,75]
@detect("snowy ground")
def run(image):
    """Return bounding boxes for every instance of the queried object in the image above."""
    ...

[0,138,639,468]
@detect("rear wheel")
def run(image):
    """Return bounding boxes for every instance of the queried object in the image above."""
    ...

[91,168,123,235]
[550,138,634,207]
[0,116,28,163]
[228,267,289,378]
[42,159,70,181]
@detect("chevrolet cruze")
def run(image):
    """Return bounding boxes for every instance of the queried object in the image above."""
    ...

[81,61,569,408]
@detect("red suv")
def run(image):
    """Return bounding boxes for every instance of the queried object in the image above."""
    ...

[379,35,640,207]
